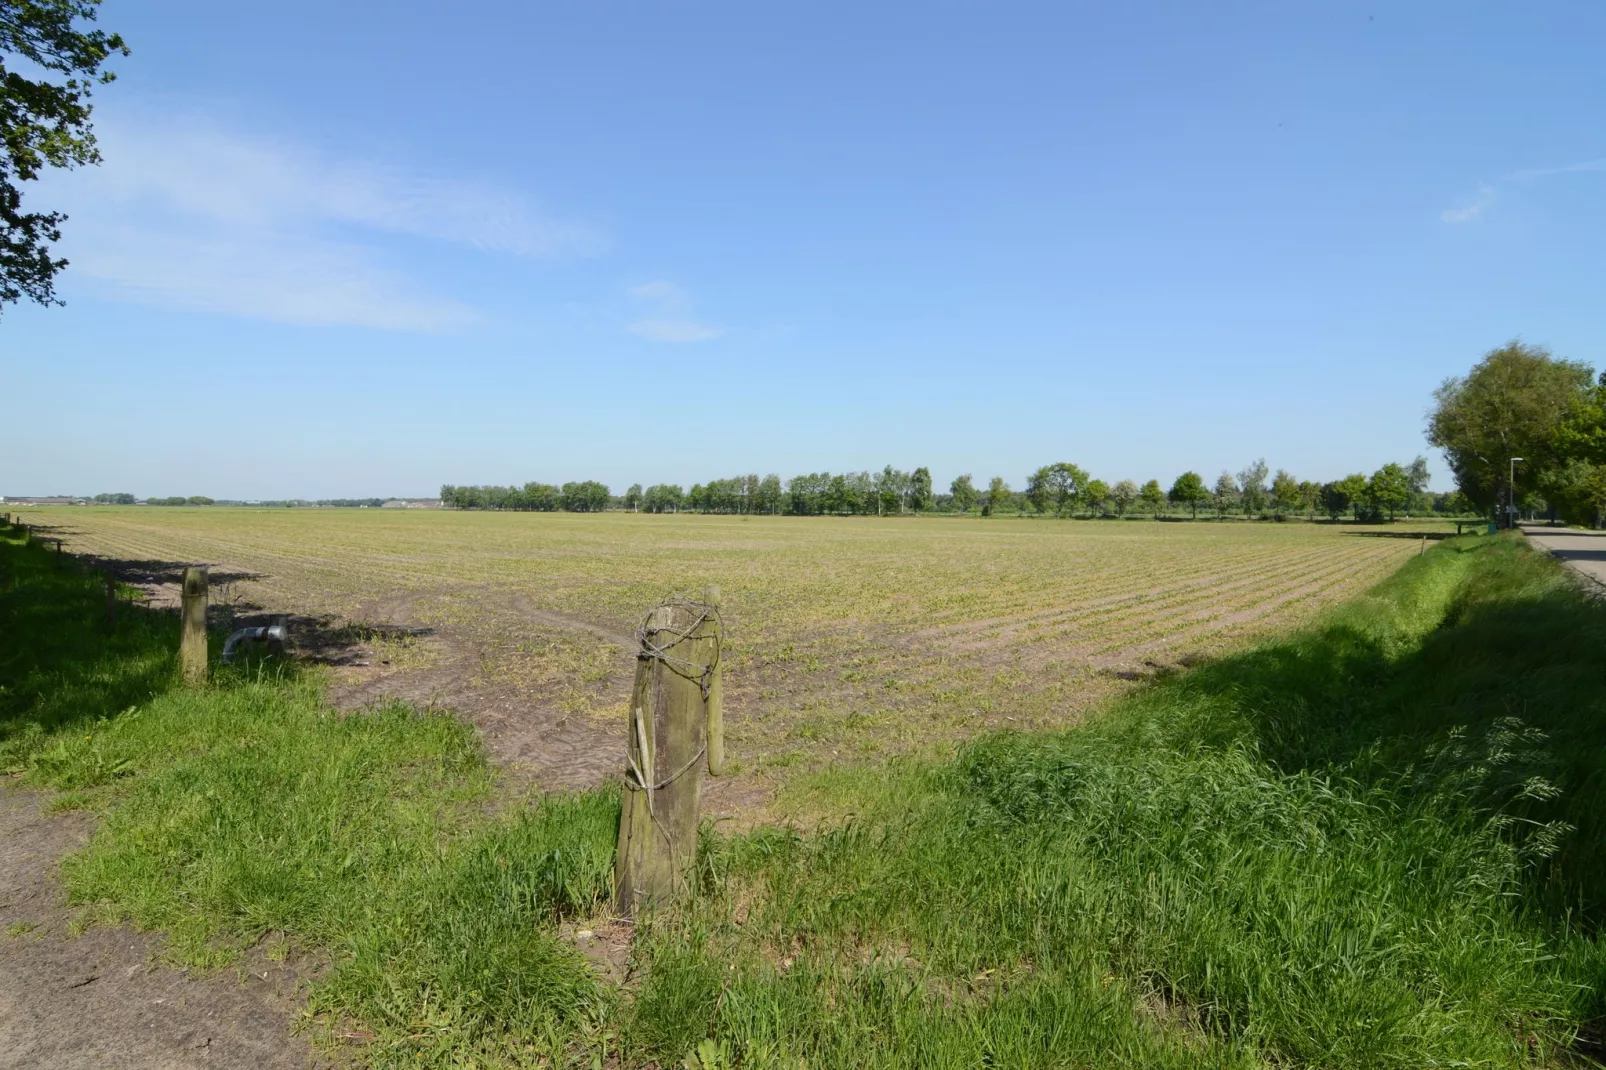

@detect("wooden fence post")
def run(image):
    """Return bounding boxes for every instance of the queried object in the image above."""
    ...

[614,594,722,916]
[179,566,209,685]
[105,570,118,629]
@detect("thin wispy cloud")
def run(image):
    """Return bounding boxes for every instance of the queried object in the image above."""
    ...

[1510,158,1606,182]
[47,105,608,329]
[79,226,476,331]
[625,279,722,343]
[627,319,723,343]
[1441,183,1496,224]
[628,280,688,306]
[1441,156,1605,225]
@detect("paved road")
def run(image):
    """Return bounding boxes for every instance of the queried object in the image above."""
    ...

[1521,524,1606,588]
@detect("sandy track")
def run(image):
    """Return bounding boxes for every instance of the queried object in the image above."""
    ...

[0,787,320,1070]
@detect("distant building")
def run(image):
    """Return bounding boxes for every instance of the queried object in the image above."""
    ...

[0,496,85,505]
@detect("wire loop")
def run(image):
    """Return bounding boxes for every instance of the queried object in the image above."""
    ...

[634,594,723,701]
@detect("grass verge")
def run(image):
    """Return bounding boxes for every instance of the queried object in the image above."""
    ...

[0,529,619,1065]
[4,526,1605,1066]
[626,534,1606,1068]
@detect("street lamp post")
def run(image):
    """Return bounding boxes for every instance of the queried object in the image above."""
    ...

[1509,457,1523,529]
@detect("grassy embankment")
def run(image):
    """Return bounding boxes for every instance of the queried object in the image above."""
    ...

[3,520,1605,1067]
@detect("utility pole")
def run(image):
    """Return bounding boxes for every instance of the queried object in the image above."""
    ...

[1509,457,1523,529]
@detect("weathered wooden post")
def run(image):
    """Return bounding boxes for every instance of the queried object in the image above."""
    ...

[614,592,723,916]
[179,566,209,685]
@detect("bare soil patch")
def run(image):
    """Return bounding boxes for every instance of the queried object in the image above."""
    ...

[0,785,322,1070]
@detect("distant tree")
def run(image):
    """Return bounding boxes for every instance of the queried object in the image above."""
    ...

[1082,479,1110,517]
[1406,456,1430,494]
[523,482,560,511]
[757,474,782,514]
[1139,479,1165,517]
[1025,468,1050,514]
[909,466,933,513]
[1323,472,1370,520]
[561,481,610,512]
[1026,462,1089,517]
[1237,459,1270,517]
[1368,462,1410,521]
[986,475,1011,517]
[1110,479,1138,517]
[786,473,828,516]
[846,471,875,514]
[1169,471,1208,519]
[0,0,128,314]
[1270,469,1300,518]
[93,492,134,504]
[950,474,978,514]
[874,465,910,515]
[1428,341,1593,515]
[624,483,643,511]
[1213,471,1239,518]
[824,474,850,515]
[643,483,683,513]
[1319,482,1346,520]
[186,495,214,505]
[1297,480,1321,520]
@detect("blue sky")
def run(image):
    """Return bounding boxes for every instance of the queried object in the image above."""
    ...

[4,1,1603,499]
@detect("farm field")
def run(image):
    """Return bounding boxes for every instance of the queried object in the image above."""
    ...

[19,507,1442,802]
[7,521,1605,1067]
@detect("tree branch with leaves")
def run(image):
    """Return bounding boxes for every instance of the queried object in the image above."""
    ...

[1,0,126,312]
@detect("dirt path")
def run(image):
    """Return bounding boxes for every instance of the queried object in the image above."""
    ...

[0,786,320,1069]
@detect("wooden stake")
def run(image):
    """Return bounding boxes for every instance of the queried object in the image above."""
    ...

[614,598,720,916]
[179,565,209,685]
[704,584,725,777]
[105,570,118,629]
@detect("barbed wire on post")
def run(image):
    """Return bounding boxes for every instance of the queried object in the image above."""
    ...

[633,593,723,700]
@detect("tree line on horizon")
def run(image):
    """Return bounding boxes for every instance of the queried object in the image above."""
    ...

[439,482,610,512]
[440,457,1456,521]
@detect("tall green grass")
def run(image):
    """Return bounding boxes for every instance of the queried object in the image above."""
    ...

[623,536,1606,1068]
[5,526,1605,1066]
